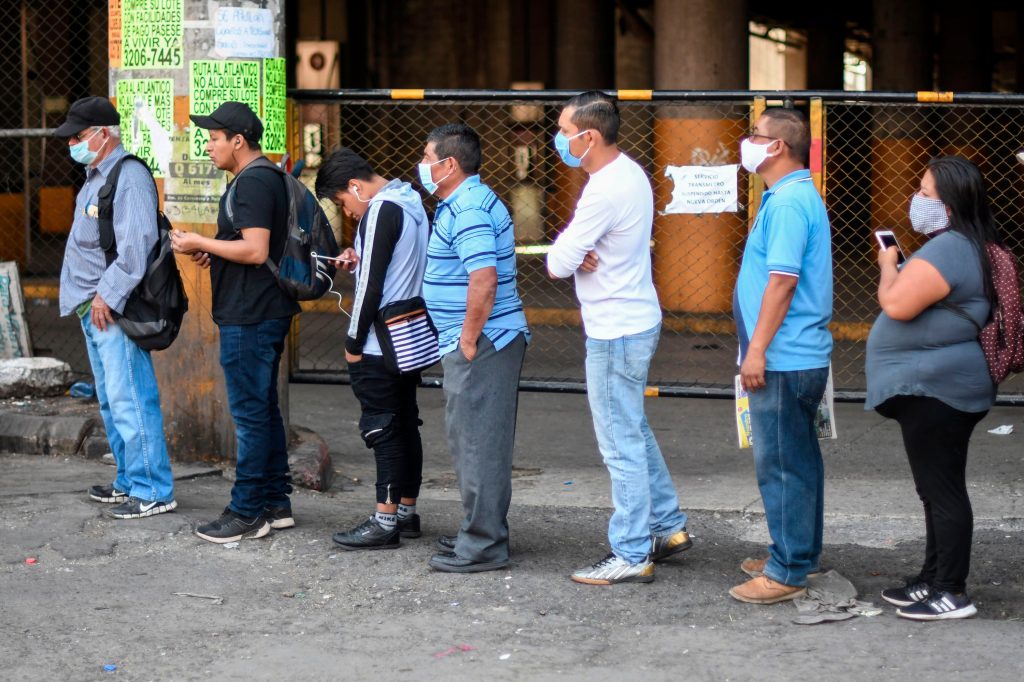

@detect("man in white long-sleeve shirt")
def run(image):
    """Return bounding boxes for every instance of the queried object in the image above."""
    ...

[547,91,691,585]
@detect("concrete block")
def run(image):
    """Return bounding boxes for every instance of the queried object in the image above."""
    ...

[0,412,96,455]
[0,358,73,399]
[80,433,110,459]
[289,425,334,492]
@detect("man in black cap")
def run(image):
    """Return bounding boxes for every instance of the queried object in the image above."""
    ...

[56,96,177,518]
[171,101,300,543]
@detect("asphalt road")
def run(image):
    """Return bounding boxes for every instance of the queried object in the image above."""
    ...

[2,386,1023,680]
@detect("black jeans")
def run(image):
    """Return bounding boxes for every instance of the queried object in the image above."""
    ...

[348,354,423,504]
[876,395,987,593]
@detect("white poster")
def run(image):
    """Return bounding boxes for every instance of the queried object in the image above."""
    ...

[662,164,739,214]
[215,7,275,58]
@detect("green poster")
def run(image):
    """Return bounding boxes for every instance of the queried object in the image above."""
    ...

[121,0,184,70]
[262,58,287,155]
[189,60,261,160]
[115,78,174,177]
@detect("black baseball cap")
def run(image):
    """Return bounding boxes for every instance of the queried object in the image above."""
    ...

[54,96,120,137]
[189,101,263,142]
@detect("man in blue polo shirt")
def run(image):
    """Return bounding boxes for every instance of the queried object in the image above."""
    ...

[418,123,530,573]
[731,107,833,605]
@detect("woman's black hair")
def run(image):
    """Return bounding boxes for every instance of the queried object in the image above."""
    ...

[927,155,1004,303]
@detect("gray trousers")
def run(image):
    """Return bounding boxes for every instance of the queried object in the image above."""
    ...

[441,333,526,563]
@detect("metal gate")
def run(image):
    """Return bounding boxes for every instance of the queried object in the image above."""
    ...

[288,89,1024,400]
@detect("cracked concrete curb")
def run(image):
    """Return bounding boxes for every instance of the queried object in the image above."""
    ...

[0,411,98,456]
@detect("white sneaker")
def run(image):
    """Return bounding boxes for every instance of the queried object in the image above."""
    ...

[570,553,654,585]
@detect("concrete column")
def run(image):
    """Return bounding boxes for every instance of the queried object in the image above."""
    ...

[108,1,289,462]
[1018,9,1024,92]
[652,0,748,313]
[615,5,655,194]
[938,2,992,91]
[806,15,846,90]
[872,0,932,90]
[547,0,615,239]
[870,0,933,252]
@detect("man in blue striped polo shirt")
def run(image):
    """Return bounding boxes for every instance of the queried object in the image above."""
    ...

[419,123,529,573]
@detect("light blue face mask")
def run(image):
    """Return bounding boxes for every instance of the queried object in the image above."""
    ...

[553,129,592,168]
[417,157,452,195]
[69,128,104,166]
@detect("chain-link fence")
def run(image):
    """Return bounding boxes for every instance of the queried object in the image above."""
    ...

[826,101,1024,396]
[1,0,108,374]
[290,90,1024,398]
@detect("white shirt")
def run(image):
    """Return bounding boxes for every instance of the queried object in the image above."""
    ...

[547,152,662,340]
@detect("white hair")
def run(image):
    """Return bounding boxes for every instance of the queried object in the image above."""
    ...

[104,125,121,138]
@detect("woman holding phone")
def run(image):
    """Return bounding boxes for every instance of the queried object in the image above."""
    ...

[865,156,1001,621]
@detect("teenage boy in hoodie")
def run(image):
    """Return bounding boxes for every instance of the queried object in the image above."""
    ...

[315,147,430,550]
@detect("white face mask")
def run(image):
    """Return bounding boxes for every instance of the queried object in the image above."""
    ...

[740,137,778,174]
[908,194,950,235]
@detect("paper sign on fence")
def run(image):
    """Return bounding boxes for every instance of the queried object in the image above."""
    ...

[662,164,739,214]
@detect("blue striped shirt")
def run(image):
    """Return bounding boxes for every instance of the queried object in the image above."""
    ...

[59,145,157,316]
[423,175,529,355]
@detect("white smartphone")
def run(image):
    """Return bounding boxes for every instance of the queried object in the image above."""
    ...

[874,230,906,265]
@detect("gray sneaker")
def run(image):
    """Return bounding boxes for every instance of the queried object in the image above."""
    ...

[650,529,693,562]
[570,553,654,585]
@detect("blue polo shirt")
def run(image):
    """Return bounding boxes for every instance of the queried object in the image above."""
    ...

[423,175,530,355]
[733,169,833,371]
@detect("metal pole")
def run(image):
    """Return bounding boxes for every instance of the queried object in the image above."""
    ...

[20,0,31,268]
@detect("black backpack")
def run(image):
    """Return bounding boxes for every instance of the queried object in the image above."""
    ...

[97,154,188,351]
[225,157,340,300]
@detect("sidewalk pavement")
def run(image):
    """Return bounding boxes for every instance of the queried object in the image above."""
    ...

[2,385,1023,680]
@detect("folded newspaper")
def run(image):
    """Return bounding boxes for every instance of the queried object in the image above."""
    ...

[735,367,837,449]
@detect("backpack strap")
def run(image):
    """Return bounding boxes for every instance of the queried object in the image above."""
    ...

[224,156,283,227]
[96,153,157,266]
[224,157,288,275]
[936,300,983,333]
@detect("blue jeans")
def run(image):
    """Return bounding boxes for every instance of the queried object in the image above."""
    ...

[219,317,293,518]
[80,311,174,502]
[585,324,687,564]
[748,367,829,587]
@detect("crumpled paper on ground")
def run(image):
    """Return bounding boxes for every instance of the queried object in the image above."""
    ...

[792,569,883,625]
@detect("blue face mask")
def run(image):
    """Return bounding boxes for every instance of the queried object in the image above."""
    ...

[417,157,452,195]
[553,130,592,168]
[69,128,104,166]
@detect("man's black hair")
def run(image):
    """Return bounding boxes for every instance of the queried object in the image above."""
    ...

[761,108,810,165]
[315,147,376,200]
[426,123,481,175]
[564,90,619,144]
[220,128,262,152]
[217,126,262,150]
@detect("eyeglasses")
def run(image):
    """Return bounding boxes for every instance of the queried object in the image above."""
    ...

[68,128,98,144]
[747,130,779,142]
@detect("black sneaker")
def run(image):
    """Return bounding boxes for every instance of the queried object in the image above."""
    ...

[196,508,271,544]
[397,513,421,538]
[881,580,931,607]
[437,534,456,551]
[264,505,295,530]
[108,497,177,519]
[897,590,977,621]
[89,484,128,504]
[332,516,400,550]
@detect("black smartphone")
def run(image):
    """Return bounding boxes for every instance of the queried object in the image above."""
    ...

[874,230,906,265]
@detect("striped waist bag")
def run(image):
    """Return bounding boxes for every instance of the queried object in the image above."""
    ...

[374,297,440,375]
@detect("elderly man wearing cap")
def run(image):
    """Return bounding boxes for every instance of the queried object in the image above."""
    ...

[171,101,300,544]
[56,96,177,518]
